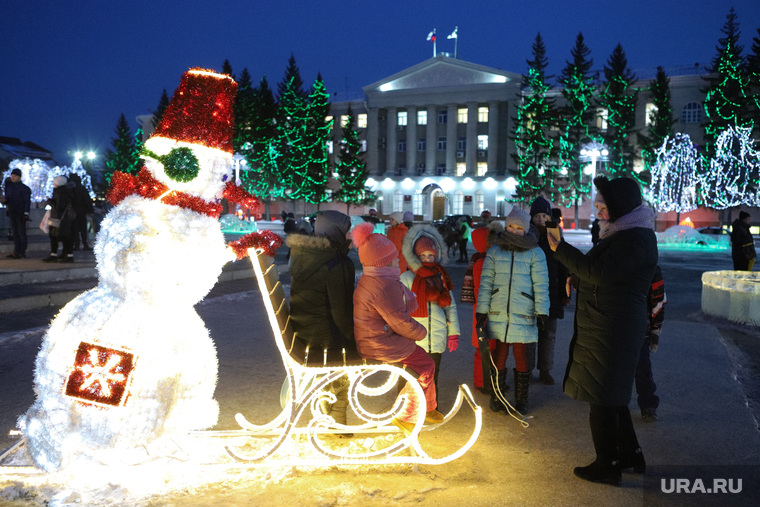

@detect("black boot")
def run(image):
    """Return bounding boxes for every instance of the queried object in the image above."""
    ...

[514,369,531,414]
[616,407,645,473]
[573,458,622,486]
[620,447,646,474]
[489,369,508,413]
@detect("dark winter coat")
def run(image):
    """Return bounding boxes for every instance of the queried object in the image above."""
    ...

[47,183,76,238]
[287,233,357,355]
[531,224,569,319]
[730,218,755,263]
[3,178,31,214]
[554,227,658,406]
[68,174,94,217]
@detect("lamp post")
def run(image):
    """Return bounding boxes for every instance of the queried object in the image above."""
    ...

[579,142,608,223]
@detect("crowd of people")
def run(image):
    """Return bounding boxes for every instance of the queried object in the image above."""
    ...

[282,176,673,487]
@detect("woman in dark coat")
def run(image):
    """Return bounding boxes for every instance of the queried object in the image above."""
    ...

[548,176,658,486]
[43,176,76,263]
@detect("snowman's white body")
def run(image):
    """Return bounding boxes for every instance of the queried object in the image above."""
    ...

[20,143,235,472]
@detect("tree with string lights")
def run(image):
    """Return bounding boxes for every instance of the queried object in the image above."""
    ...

[599,43,639,181]
[103,114,143,184]
[746,26,760,139]
[638,67,676,174]
[702,8,752,160]
[300,74,332,206]
[276,55,310,206]
[700,125,760,209]
[511,33,561,204]
[334,106,369,212]
[557,33,597,211]
[649,133,700,219]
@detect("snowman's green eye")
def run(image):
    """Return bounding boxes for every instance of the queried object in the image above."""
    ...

[142,147,200,183]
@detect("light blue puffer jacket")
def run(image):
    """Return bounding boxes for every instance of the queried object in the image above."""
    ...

[476,233,550,344]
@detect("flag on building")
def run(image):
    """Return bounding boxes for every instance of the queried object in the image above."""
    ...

[448,27,458,39]
[427,29,436,41]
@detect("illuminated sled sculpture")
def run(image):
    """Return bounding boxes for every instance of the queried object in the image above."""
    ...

[211,248,483,466]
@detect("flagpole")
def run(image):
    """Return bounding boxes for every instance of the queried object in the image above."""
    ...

[433,37,437,57]
[454,30,458,58]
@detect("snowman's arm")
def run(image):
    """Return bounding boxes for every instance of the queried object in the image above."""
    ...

[222,182,261,211]
[228,231,283,260]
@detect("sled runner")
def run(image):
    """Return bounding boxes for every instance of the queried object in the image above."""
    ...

[218,248,482,465]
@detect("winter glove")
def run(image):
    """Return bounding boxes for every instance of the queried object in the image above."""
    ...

[447,334,459,352]
[475,313,488,329]
[536,314,549,332]
[648,331,660,353]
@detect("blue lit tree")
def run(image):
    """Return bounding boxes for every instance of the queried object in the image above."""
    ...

[650,133,700,219]
[700,125,760,209]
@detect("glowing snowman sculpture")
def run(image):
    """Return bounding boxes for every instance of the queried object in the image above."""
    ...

[19,69,255,472]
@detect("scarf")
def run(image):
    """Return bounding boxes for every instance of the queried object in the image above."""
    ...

[599,204,655,240]
[496,230,538,252]
[411,262,453,318]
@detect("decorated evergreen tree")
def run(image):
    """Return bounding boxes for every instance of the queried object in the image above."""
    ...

[650,133,700,217]
[334,106,369,212]
[599,43,639,181]
[700,125,760,209]
[300,74,332,205]
[104,114,141,184]
[276,60,310,203]
[511,33,560,204]
[702,8,751,160]
[638,67,677,174]
[557,33,597,210]
[277,53,307,101]
[746,27,760,138]
[151,89,170,130]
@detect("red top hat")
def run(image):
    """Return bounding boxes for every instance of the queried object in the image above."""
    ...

[152,68,238,153]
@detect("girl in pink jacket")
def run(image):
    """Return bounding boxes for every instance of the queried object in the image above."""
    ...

[352,222,444,432]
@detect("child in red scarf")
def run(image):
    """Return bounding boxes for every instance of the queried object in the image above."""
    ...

[400,224,461,403]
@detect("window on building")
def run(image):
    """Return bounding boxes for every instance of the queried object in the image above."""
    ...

[453,191,464,214]
[456,163,466,176]
[325,115,333,124]
[458,108,468,123]
[413,192,424,215]
[437,137,447,151]
[341,115,349,127]
[326,140,333,154]
[596,108,608,130]
[398,111,407,126]
[360,140,367,152]
[418,138,426,152]
[645,103,657,127]
[437,163,446,175]
[357,113,367,128]
[398,139,406,152]
[478,106,489,122]
[477,162,488,176]
[475,191,485,214]
[682,102,703,124]
[438,110,447,123]
[394,190,404,212]
[457,137,466,151]
[417,110,427,125]
[477,135,488,150]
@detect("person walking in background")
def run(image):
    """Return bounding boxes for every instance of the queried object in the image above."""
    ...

[403,210,414,230]
[476,207,549,414]
[548,176,658,486]
[386,211,410,273]
[637,265,666,422]
[287,210,357,426]
[68,173,94,251]
[43,176,76,263]
[351,222,445,434]
[529,197,570,385]
[456,216,472,263]
[730,211,755,271]
[401,224,461,403]
[465,222,503,392]
[3,168,31,259]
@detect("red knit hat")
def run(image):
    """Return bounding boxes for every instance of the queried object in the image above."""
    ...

[151,68,238,153]
[351,222,398,267]
[413,235,437,257]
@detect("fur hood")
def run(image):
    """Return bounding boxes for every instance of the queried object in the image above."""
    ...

[286,233,332,251]
[402,224,448,272]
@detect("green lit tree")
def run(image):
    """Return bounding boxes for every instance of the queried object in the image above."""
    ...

[557,33,597,210]
[599,43,639,181]
[334,106,369,212]
[638,66,676,174]
[104,114,142,184]
[239,75,284,219]
[300,74,332,206]
[511,33,561,204]
[746,27,760,138]
[276,58,311,204]
[702,7,752,160]
[151,89,170,130]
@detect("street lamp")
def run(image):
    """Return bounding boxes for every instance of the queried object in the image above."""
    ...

[232,153,247,186]
[579,142,609,222]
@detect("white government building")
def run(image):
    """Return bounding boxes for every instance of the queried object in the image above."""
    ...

[327,54,708,227]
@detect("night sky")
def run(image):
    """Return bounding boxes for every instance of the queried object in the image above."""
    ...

[3,0,759,164]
